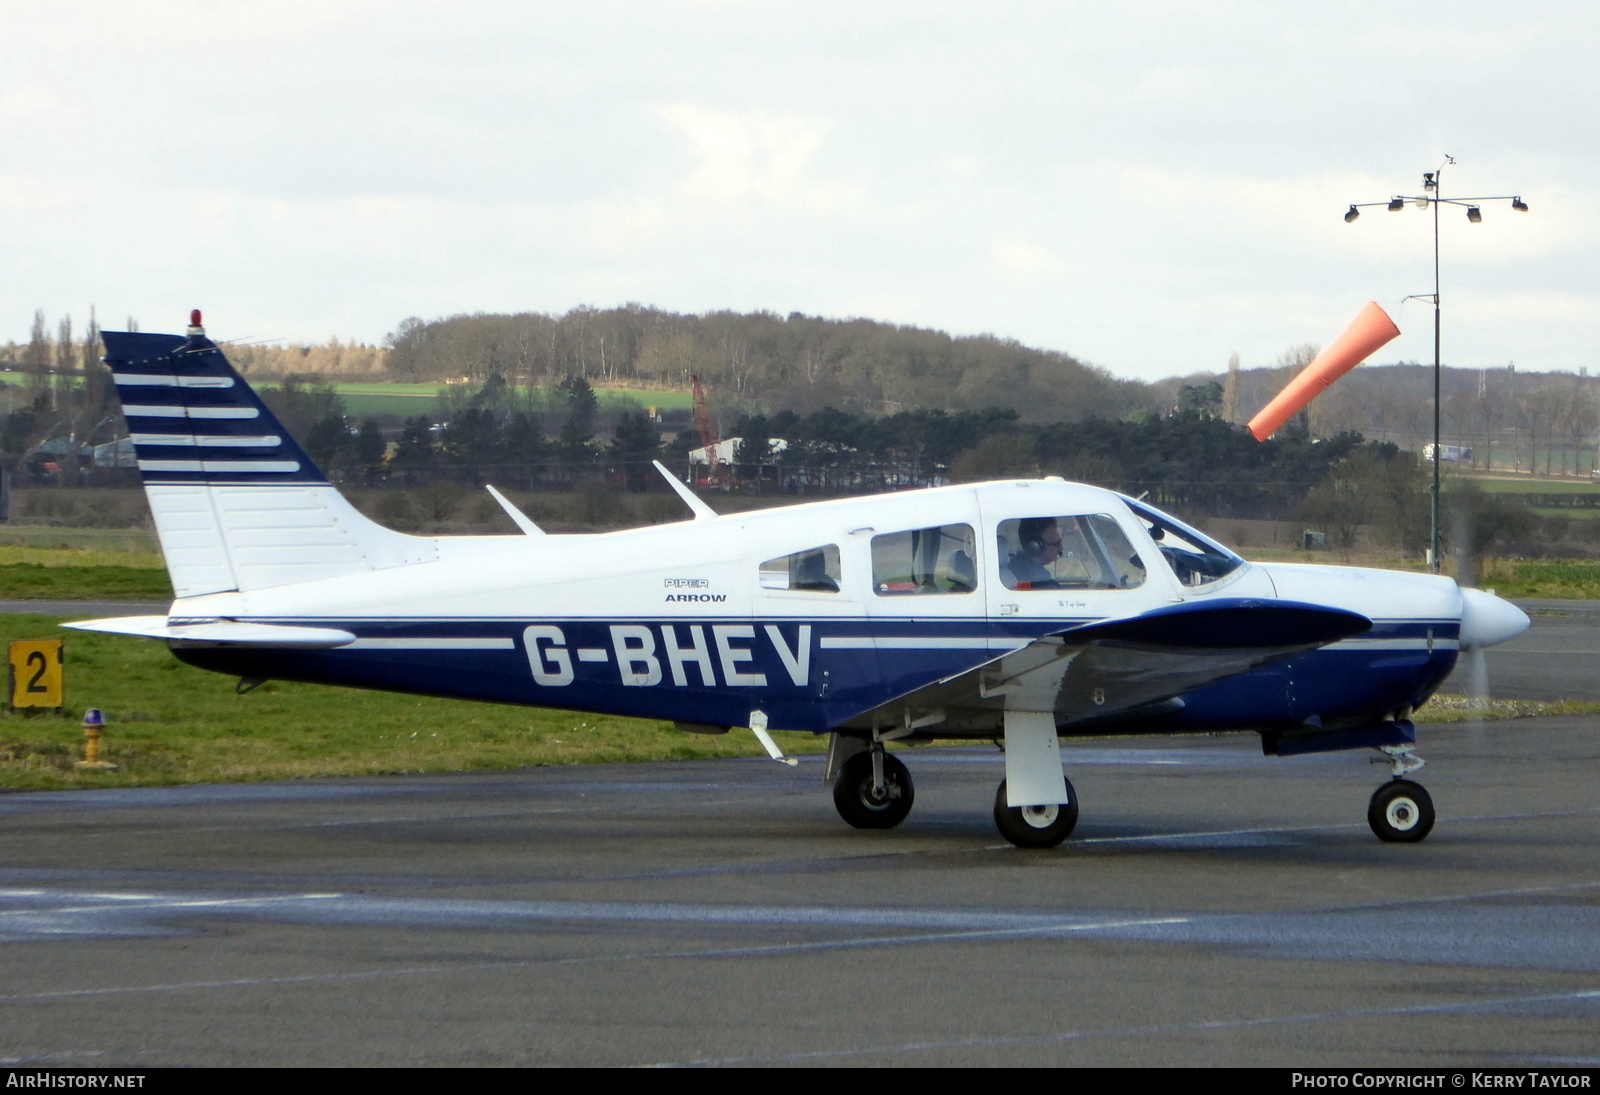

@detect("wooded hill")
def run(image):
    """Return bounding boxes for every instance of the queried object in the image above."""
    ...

[382,306,1151,424]
[378,308,1600,474]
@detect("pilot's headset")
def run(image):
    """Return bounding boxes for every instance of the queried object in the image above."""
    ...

[1018,519,1053,555]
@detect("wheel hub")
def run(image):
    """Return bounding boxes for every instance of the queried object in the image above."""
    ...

[1385,798,1419,830]
[1020,804,1060,829]
[860,778,898,810]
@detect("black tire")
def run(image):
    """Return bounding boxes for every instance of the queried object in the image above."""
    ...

[1368,779,1435,843]
[993,776,1079,849]
[832,751,914,830]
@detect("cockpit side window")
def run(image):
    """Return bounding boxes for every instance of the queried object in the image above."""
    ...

[997,514,1146,591]
[871,524,977,595]
[759,545,842,592]
[1120,497,1244,588]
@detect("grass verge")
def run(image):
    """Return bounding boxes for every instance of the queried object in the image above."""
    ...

[0,563,172,601]
[1413,694,1600,723]
[0,614,792,790]
[1476,560,1600,599]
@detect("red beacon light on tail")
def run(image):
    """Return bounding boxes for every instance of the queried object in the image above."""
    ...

[187,309,205,337]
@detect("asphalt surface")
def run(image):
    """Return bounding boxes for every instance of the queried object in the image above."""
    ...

[0,600,1595,1067]
[0,600,167,617]
[1478,599,1600,701]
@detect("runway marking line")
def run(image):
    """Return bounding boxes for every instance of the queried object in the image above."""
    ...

[0,879,1596,1006]
[651,986,1600,1066]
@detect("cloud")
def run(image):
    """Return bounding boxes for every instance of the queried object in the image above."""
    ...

[652,103,832,205]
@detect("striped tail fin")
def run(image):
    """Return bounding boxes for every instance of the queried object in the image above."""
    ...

[103,317,431,599]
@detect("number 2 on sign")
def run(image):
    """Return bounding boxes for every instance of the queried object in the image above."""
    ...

[8,640,63,709]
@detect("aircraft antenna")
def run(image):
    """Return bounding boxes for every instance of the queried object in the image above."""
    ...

[652,460,717,521]
[484,484,546,537]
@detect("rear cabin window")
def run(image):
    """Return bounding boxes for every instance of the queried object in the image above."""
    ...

[871,524,977,595]
[759,545,842,592]
[997,514,1146,591]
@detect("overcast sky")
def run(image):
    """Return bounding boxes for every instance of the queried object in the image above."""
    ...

[3,1,1594,382]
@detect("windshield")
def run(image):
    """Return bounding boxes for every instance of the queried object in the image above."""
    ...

[1119,496,1244,588]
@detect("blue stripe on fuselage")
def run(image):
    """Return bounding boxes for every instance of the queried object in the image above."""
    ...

[169,615,1459,735]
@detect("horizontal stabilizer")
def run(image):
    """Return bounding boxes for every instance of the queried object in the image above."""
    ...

[63,616,356,648]
[1053,598,1370,649]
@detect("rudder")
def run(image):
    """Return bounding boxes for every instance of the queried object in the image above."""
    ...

[103,315,432,598]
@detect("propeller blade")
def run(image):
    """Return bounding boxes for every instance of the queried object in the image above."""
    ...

[1248,302,1401,441]
[1462,644,1490,703]
[1452,501,1492,706]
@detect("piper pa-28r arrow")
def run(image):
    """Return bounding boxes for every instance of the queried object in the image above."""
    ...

[68,312,1530,848]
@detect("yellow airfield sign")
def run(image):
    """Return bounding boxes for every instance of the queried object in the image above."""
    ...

[8,640,64,709]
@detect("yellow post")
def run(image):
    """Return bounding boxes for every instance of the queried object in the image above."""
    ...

[75,708,116,771]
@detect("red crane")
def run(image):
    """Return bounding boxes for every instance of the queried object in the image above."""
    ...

[689,374,728,490]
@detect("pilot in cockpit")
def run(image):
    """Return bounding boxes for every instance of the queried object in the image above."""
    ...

[1006,516,1097,590]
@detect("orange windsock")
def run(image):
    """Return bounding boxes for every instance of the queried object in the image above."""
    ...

[1246,301,1401,442]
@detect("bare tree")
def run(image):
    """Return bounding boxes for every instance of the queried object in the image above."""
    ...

[23,309,49,393]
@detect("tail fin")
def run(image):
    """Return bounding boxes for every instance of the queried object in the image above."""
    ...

[103,316,432,599]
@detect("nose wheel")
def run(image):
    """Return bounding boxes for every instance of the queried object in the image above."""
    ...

[1368,779,1435,843]
[832,750,914,829]
[993,776,1079,848]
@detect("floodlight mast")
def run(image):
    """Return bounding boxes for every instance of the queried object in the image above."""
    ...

[1343,158,1528,574]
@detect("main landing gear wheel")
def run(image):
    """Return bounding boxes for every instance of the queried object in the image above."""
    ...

[993,777,1079,849]
[1368,780,1435,843]
[833,751,914,829]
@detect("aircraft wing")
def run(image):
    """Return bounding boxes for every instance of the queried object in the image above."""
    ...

[865,598,1371,731]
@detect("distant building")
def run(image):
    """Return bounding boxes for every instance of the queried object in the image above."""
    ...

[687,438,789,466]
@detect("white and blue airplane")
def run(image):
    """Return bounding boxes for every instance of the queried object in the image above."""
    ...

[67,313,1531,848]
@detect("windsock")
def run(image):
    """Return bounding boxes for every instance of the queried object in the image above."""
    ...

[1246,301,1400,441]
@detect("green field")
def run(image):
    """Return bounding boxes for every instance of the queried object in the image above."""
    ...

[308,381,694,420]
[1,371,693,420]
[1471,476,1600,495]
[1463,475,1600,519]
